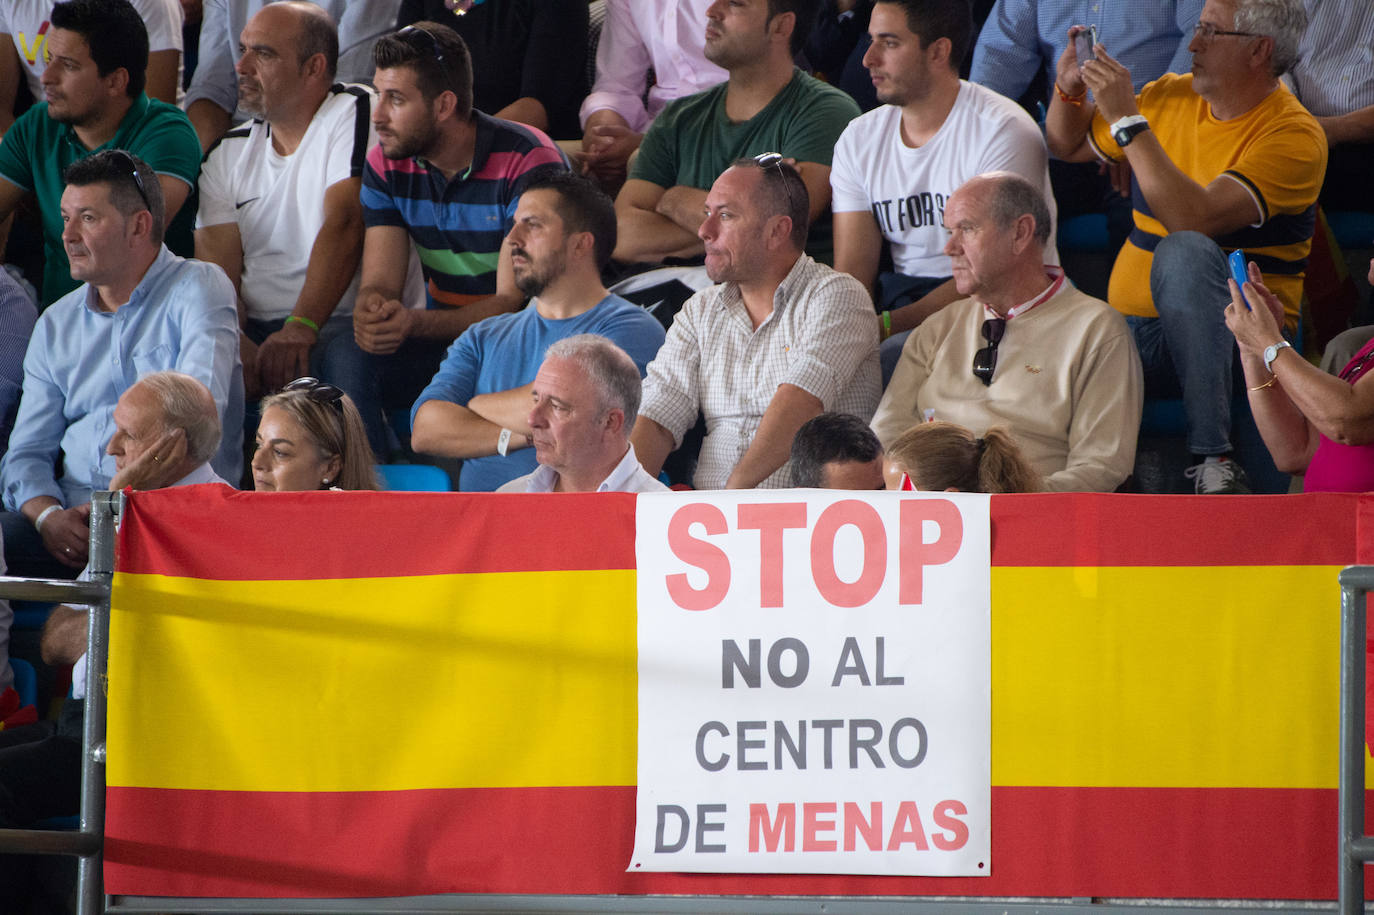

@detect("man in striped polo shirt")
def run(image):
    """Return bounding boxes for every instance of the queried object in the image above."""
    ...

[346,21,568,456]
[1045,0,1325,494]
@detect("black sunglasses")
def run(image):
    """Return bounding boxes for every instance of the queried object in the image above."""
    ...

[397,25,453,89]
[972,318,1005,386]
[753,151,797,218]
[283,376,345,412]
[110,149,151,213]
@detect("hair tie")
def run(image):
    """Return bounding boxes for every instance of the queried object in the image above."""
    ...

[975,437,988,456]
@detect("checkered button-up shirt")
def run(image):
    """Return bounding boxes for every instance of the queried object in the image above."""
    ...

[639,254,881,489]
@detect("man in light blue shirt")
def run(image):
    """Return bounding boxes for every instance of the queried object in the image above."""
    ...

[970,0,1201,107]
[0,150,242,576]
[410,173,664,492]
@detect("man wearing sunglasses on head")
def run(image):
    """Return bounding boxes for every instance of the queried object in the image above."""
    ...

[0,151,242,578]
[872,172,1142,493]
[631,157,880,490]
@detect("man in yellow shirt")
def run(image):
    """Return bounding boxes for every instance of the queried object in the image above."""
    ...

[1045,0,1325,493]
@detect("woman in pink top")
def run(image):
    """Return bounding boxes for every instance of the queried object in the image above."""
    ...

[1226,258,1374,492]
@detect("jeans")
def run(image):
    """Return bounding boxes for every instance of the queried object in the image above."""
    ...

[245,318,445,460]
[875,272,950,387]
[325,335,449,459]
[1129,231,1237,456]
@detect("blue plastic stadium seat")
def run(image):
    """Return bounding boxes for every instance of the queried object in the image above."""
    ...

[1057,214,1111,254]
[1325,211,1374,249]
[11,600,55,631]
[375,464,453,492]
[9,657,35,709]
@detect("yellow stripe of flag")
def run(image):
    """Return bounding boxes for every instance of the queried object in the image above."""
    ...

[105,570,638,792]
[993,565,1344,789]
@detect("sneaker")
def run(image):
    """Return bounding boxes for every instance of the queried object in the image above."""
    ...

[1183,457,1251,494]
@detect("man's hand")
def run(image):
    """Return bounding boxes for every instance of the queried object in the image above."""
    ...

[110,429,188,492]
[39,504,92,569]
[240,333,262,401]
[1055,26,1092,98]
[1079,48,1139,125]
[1101,158,1133,197]
[582,122,642,180]
[1224,261,1287,355]
[353,293,414,355]
[257,320,317,391]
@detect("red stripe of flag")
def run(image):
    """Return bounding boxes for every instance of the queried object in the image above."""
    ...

[116,486,639,580]
[992,493,1359,567]
[105,784,1363,899]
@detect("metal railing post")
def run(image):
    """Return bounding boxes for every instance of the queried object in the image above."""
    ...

[1337,565,1374,914]
[76,490,121,915]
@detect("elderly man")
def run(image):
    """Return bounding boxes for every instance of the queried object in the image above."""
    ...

[631,158,880,489]
[411,172,664,491]
[0,0,200,305]
[1045,0,1325,493]
[872,172,1143,492]
[498,335,667,494]
[0,370,225,905]
[790,412,886,489]
[195,2,375,401]
[0,151,241,577]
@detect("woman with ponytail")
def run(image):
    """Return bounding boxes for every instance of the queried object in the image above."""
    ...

[883,421,1042,493]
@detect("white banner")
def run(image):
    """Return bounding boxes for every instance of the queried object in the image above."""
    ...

[630,490,991,876]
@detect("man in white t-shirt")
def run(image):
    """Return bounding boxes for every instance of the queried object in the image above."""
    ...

[830,0,1056,379]
[195,2,373,402]
[0,0,183,132]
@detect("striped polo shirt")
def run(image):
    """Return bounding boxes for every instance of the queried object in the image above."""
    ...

[361,111,569,309]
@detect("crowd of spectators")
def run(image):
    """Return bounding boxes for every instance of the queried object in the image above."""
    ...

[0,0,1368,901]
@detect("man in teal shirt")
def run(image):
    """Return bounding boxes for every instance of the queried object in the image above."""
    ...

[0,0,200,305]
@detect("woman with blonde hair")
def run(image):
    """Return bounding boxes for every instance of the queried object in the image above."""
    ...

[252,377,380,492]
[884,421,1042,493]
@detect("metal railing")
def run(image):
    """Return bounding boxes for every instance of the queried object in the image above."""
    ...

[0,490,121,915]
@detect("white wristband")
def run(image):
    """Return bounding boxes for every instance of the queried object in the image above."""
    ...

[34,504,61,533]
[497,428,513,457]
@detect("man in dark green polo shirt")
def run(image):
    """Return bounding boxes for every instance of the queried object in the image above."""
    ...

[0,0,200,305]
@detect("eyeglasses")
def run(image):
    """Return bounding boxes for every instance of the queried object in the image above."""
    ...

[283,376,345,413]
[753,151,797,218]
[972,317,1005,386]
[110,149,151,213]
[397,25,453,88]
[1191,22,1261,44]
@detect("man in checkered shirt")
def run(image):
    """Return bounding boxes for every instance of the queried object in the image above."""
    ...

[630,157,881,489]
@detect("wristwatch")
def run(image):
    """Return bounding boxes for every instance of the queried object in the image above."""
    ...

[1110,115,1150,147]
[1263,340,1293,374]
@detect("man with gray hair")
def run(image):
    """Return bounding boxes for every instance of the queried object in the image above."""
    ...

[0,370,227,903]
[104,371,228,491]
[1045,0,1325,493]
[498,335,667,493]
[873,172,1143,492]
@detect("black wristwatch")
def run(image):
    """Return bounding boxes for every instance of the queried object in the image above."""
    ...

[1111,115,1150,147]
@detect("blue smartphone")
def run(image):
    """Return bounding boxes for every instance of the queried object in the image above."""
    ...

[1229,249,1251,310]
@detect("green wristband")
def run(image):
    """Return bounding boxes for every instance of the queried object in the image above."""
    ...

[881,310,892,340]
[285,315,320,334]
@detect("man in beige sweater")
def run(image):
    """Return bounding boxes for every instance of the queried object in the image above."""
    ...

[871,172,1143,492]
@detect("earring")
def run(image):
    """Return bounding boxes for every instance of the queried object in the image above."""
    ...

[322,478,331,486]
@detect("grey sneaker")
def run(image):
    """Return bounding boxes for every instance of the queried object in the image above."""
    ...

[1184,458,1252,494]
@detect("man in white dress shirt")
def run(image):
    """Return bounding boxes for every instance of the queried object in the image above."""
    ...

[499,334,666,494]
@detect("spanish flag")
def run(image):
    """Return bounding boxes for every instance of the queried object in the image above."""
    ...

[104,487,1371,900]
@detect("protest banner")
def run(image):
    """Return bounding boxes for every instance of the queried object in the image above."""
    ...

[632,490,991,875]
